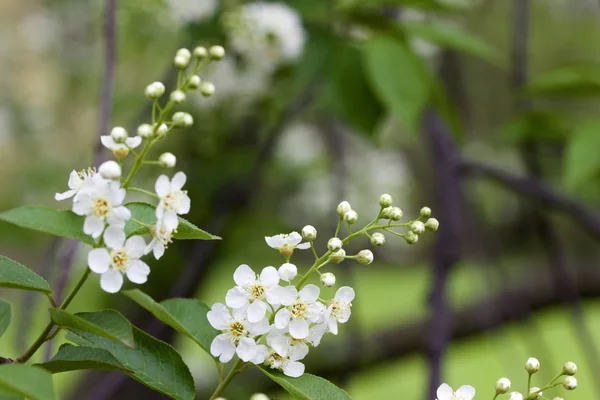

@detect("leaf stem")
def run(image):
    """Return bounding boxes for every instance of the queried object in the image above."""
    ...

[128,187,159,199]
[209,358,244,399]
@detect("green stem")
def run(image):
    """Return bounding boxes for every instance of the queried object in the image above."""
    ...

[60,268,91,310]
[527,373,532,392]
[492,394,499,400]
[128,187,159,199]
[209,358,244,400]
[122,139,154,188]
[310,242,319,261]
[334,217,342,238]
[525,382,562,399]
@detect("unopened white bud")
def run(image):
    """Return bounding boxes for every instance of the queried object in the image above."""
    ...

[145,81,165,99]
[110,126,128,143]
[371,232,385,246]
[187,75,201,90]
[381,206,393,219]
[302,225,317,241]
[170,90,186,104]
[172,111,194,128]
[563,376,577,390]
[404,231,418,244]
[193,46,208,59]
[357,249,373,265]
[420,206,432,217]
[529,387,542,398]
[344,210,358,224]
[200,82,215,97]
[159,152,176,168]
[563,361,577,375]
[390,207,403,221]
[379,193,393,207]
[495,378,511,394]
[137,123,153,138]
[553,397,565,400]
[155,123,168,138]
[278,263,297,281]
[425,218,439,232]
[411,221,425,234]
[507,393,523,400]
[329,249,345,264]
[320,272,336,287]
[250,394,269,400]
[328,237,342,251]
[525,357,540,374]
[209,45,225,60]
[337,201,351,216]
[98,161,121,180]
[174,48,192,69]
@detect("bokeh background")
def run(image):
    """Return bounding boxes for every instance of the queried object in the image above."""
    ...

[2,0,600,399]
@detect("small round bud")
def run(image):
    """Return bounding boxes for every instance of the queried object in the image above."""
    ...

[328,237,342,252]
[172,111,194,128]
[98,161,121,180]
[193,46,208,59]
[420,206,432,218]
[563,376,577,390]
[410,221,425,234]
[278,263,297,281]
[329,249,346,264]
[250,394,269,400]
[110,126,128,143]
[187,75,201,90]
[425,218,439,232]
[155,123,168,138]
[320,272,336,287]
[209,45,225,60]
[170,90,186,104]
[137,123,153,139]
[159,152,176,168]
[302,225,317,241]
[562,361,577,376]
[529,387,542,398]
[404,231,418,244]
[381,206,393,219]
[200,82,215,97]
[113,148,129,160]
[495,378,511,394]
[357,249,373,265]
[390,207,403,221]
[337,201,351,216]
[525,357,540,374]
[507,393,523,400]
[379,193,393,207]
[344,210,358,224]
[553,397,565,400]
[174,48,191,69]
[145,81,165,99]
[370,232,385,247]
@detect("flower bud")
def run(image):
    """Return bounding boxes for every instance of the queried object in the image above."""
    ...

[562,361,577,376]
[344,210,358,224]
[390,207,403,221]
[145,81,165,99]
[553,397,565,400]
[278,263,297,281]
[529,387,542,398]
[507,393,523,400]
[337,201,352,216]
[404,231,418,244]
[381,206,393,219]
[155,123,168,138]
[329,249,345,264]
[425,218,439,232]
[250,394,269,400]
[525,357,540,374]
[170,90,186,104]
[495,378,511,394]
[410,221,425,234]
[320,272,336,287]
[209,45,225,60]
[110,126,128,143]
[193,46,208,59]
[200,82,216,97]
[187,75,201,90]
[172,111,194,128]
[357,249,373,265]
[113,148,129,160]
[174,48,191,69]
[371,232,385,246]
[159,152,176,168]
[98,161,121,180]
[563,376,577,390]
[328,237,342,252]
[420,206,431,218]
[379,193,393,208]
[137,123,154,139]
[302,225,317,241]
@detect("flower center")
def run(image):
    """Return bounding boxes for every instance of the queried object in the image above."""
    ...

[111,250,128,271]
[291,301,307,319]
[163,191,185,210]
[250,284,265,299]
[93,197,111,217]
[266,352,284,368]
[330,301,350,319]
[228,321,246,340]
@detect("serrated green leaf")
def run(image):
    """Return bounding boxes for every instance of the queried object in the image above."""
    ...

[363,36,430,134]
[0,365,55,400]
[123,289,218,355]
[37,344,129,374]
[68,326,195,400]
[124,202,220,240]
[0,300,11,338]
[564,119,600,190]
[259,368,351,400]
[526,64,600,97]
[49,309,134,348]
[0,256,52,294]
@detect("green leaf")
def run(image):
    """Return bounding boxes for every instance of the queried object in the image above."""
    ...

[0,365,55,400]
[67,326,195,400]
[123,289,218,355]
[564,119,600,190]
[37,344,129,374]
[363,36,430,134]
[526,64,600,97]
[124,202,220,240]
[0,300,10,338]
[341,0,460,12]
[49,309,134,348]
[259,368,351,400]
[0,256,52,294]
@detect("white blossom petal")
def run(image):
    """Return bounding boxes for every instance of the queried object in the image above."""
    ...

[295,242,311,250]
[247,300,267,323]
[274,308,291,329]
[265,235,285,249]
[125,236,146,258]
[233,264,256,287]
[88,248,111,274]
[84,216,105,238]
[259,266,279,287]
[125,136,142,149]
[283,361,304,378]
[225,287,249,309]
[101,135,118,149]
[163,211,179,232]
[269,335,290,357]
[155,175,170,198]
[108,206,131,226]
[104,226,125,249]
[152,242,165,260]
[335,286,355,302]
[328,317,338,335]
[67,170,82,189]
[171,172,187,191]
[211,334,235,363]
[299,284,319,303]
[251,344,268,364]
[288,319,309,339]
[100,269,124,293]
[55,189,76,201]
[456,385,476,400]
[267,286,297,306]
[207,303,230,330]
[437,383,454,400]
[125,260,150,284]
[289,342,309,361]
[248,317,270,336]
[177,194,191,214]
[285,232,303,246]
[236,337,258,362]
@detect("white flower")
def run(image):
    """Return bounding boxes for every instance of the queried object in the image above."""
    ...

[495,378,511,394]
[324,286,355,335]
[225,264,281,323]
[264,232,310,256]
[301,225,317,241]
[72,181,130,239]
[101,134,141,152]
[55,168,106,201]
[264,350,304,378]
[267,330,309,361]
[159,152,176,168]
[207,303,269,363]
[273,284,323,339]
[155,172,191,231]
[278,263,297,281]
[98,161,121,180]
[327,237,342,252]
[87,226,149,293]
[507,392,523,400]
[436,383,476,400]
[529,387,542,398]
[525,357,540,373]
[320,272,336,287]
[144,219,174,260]
[166,0,217,25]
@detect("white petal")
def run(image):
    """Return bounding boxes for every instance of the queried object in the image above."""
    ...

[436,383,454,400]
[265,235,285,249]
[207,303,230,330]
[108,206,131,226]
[125,136,142,149]
[170,172,187,191]
[267,286,297,306]
[456,385,476,400]
[233,264,256,287]
[269,335,290,357]
[84,216,105,239]
[295,242,311,250]
[163,211,179,231]
[236,337,258,362]
[72,197,91,215]
[55,189,76,201]
[67,170,82,189]
[328,317,338,335]
[100,135,117,150]
[259,266,279,287]
[103,226,125,249]
[274,308,291,329]
[88,248,111,274]
[283,361,304,378]
[125,260,150,284]
[210,334,235,363]
[153,242,165,260]
[289,342,309,361]
[225,287,249,309]
[125,235,146,258]
[100,269,124,293]
[335,286,355,302]
[155,202,165,219]
[248,317,270,336]
[251,345,268,364]
[286,232,302,246]
[299,284,319,303]
[247,300,268,323]
[308,323,327,347]
[337,307,352,323]
[288,319,309,339]
[176,193,191,215]
[155,175,170,198]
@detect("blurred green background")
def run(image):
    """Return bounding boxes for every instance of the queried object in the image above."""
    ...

[2,0,600,399]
